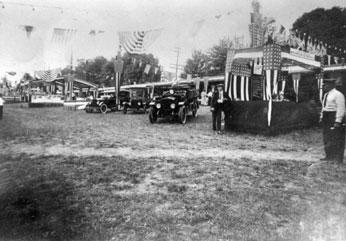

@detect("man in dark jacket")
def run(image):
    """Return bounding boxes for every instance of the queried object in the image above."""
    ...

[211,84,229,134]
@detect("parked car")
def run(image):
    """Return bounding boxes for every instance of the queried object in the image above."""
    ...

[148,83,199,124]
[122,85,150,114]
[85,95,117,113]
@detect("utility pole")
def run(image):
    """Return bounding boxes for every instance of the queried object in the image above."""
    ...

[174,47,180,81]
[114,45,124,110]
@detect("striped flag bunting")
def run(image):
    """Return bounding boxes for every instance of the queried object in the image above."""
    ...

[226,74,251,102]
[144,64,151,74]
[231,63,252,77]
[292,73,301,103]
[51,28,77,44]
[20,25,34,39]
[118,29,162,54]
[34,68,62,82]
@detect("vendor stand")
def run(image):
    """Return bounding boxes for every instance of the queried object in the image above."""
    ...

[225,45,323,134]
[223,0,346,135]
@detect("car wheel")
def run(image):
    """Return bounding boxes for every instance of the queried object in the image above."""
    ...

[123,106,127,114]
[149,108,157,124]
[179,107,187,124]
[100,104,107,114]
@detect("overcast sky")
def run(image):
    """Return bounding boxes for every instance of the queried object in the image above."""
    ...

[0,0,345,77]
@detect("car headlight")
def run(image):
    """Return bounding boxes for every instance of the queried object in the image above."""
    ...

[178,101,185,105]
[170,103,176,109]
[138,102,141,106]
[156,103,161,109]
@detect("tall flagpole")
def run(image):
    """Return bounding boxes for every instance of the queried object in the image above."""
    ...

[114,45,124,110]
[68,47,74,101]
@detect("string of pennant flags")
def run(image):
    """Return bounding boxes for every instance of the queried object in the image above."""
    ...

[293,29,346,56]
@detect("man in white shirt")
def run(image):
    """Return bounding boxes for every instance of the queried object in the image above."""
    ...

[320,78,345,163]
[0,94,4,120]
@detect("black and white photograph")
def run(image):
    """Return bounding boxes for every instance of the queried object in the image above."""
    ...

[0,0,346,240]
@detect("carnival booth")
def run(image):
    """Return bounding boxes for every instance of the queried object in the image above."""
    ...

[225,44,322,134]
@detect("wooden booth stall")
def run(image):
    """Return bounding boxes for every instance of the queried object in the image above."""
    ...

[224,45,323,134]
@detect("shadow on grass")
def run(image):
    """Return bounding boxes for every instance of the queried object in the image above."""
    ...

[0,156,100,241]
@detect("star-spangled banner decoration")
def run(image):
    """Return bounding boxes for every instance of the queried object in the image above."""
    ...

[231,63,251,77]
[263,44,281,70]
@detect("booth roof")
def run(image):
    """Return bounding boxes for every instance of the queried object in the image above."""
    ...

[232,46,321,70]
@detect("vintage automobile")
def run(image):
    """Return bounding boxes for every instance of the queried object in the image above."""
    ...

[122,85,151,114]
[85,95,117,113]
[148,83,199,124]
[85,90,129,114]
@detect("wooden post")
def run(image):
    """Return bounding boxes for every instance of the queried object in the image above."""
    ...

[114,46,124,109]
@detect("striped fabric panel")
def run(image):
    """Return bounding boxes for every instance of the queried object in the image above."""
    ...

[35,69,62,82]
[118,29,162,54]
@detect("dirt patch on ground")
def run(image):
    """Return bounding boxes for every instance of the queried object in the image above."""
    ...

[0,105,345,241]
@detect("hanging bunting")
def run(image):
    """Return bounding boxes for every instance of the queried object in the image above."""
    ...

[89,30,96,36]
[20,25,34,39]
[118,29,162,54]
[144,64,151,74]
[51,28,77,44]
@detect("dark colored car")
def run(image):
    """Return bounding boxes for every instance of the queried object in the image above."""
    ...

[119,90,130,108]
[85,95,117,113]
[123,86,150,114]
[148,83,199,124]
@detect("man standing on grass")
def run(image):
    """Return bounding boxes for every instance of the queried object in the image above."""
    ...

[0,94,4,120]
[211,84,229,134]
[320,78,345,163]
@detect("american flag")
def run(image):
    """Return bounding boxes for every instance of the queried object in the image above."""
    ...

[231,63,251,77]
[118,29,162,54]
[263,44,281,70]
[34,68,62,82]
[51,28,77,44]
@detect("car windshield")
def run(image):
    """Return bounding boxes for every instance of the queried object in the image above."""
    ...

[154,86,171,96]
[130,89,145,98]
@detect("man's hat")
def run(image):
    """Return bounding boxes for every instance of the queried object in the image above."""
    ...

[217,83,224,87]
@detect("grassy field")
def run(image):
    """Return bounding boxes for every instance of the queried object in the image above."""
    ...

[0,104,346,241]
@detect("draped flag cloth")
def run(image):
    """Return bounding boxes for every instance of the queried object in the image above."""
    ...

[118,29,162,54]
[292,73,301,103]
[51,28,77,44]
[20,25,34,39]
[34,68,62,82]
[263,44,281,70]
[144,64,151,74]
[228,75,251,101]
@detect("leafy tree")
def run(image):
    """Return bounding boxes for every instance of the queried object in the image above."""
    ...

[184,37,232,77]
[184,50,209,78]
[292,7,346,56]
[70,53,161,87]
[207,38,232,75]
